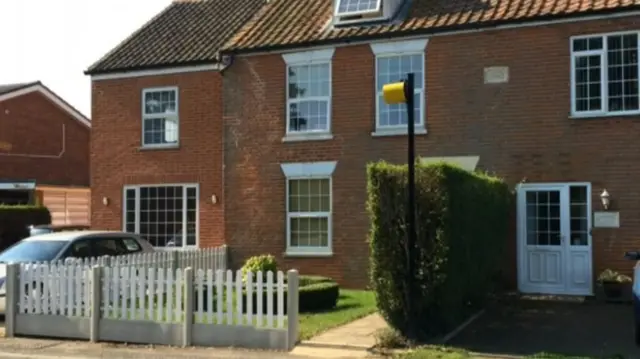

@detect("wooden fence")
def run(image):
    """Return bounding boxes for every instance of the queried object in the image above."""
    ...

[5,262,299,350]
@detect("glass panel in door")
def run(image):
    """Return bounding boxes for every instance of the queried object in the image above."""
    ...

[569,186,589,246]
[566,185,592,294]
[526,190,562,247]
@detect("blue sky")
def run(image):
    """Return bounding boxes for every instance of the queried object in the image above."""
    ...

[0,0,173,117]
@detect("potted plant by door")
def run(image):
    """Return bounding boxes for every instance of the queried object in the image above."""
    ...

[596,268,633,303]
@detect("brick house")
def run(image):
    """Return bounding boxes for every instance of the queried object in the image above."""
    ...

[87,0,640,291]
[85,0,264,249]
[0,82,91,225]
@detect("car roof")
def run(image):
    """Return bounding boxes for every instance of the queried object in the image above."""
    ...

[23,230,137,242]
[30,224,90,229]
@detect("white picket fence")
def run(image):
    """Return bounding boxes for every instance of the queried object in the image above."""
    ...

[5,262,299,350]
[63,246,228,273]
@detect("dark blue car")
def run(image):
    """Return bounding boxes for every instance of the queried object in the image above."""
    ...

[625,251,640,346]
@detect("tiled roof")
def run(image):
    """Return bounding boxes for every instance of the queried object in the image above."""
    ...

[0,82,39,96]
[85,0,266,75]
[223,0,640,53]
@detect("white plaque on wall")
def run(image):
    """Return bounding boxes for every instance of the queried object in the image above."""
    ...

[593,211,620,228]
[484,66,509,84]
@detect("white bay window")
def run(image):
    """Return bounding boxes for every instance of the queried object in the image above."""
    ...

[124,184,198,249]
[571,32,640,116]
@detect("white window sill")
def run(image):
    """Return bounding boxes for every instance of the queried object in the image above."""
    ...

[138,144,180,151]
[371,127,427,137]
[284,249,333,258]
[282,133,334,143]
[570,111,640,119]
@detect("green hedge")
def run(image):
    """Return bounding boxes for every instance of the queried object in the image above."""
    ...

[0,205,51,251]
[241,275,339,314]
[367,161,512,340]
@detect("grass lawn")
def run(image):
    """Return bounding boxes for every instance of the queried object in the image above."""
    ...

[394,347,626,359]
[298,289,376,340]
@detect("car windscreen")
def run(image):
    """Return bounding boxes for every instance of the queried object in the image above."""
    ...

[0,240,68,263]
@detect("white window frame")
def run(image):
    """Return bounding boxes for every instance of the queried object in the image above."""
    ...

[281,161,337,256]
[333,0,382,17]
[122,183,199,250]
[282,48,335,142]
[141,86,180,148]
[570,31,640,118]
[371,39,429,137]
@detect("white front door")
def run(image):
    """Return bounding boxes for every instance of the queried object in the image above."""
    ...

[517,183,593,296]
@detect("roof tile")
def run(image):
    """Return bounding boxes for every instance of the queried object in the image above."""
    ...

[223,0,640,53]
[86,0,266,75]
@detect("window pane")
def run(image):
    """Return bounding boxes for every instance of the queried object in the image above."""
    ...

[129,185,197,248]
[144,90,177,115]
[607,34,639,112]
[378,93,422,127]
[288,63,330,134]
[288,179,330,213]
[573,37,603,52]
[125,189,136,233]
[376,54,423,91]
[574,55,602,112]
[289,217,329,248]
[289,101,329,132]
[143,117,179,145]
[289,64,330,98]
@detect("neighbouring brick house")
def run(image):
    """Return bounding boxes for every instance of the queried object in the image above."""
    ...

[0,82,91,225]
[87,0,640,291]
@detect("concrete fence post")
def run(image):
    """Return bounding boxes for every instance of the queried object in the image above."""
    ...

[90,266,103,343]
[5,263,19,337]
[183,267,194,347]
[286,269,300,351]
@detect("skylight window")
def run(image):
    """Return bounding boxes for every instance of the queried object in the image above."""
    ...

[335,0,382,16]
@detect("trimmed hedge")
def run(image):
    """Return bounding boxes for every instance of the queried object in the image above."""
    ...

[194,275,339,314]
[0,205,51,251]
[241,275,339,314]
[367,161,512,340]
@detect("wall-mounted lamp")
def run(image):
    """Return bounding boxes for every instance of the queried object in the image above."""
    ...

[102,197,109,206]
[211,195,218,205]
[600,189,610,210]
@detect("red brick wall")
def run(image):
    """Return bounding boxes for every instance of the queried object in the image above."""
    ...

[223,16,640,288]
[90,71,225,248]
[0,91,89,186]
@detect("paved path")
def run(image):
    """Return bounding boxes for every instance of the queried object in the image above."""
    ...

[290,313,388,358]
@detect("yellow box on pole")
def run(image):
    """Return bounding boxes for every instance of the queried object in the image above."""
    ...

[382,81,407,104]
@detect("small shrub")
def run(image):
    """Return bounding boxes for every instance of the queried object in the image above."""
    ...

[597,269,632,284]
[298,276,339,312]
[374,327,410,349]
[241,254,278,281]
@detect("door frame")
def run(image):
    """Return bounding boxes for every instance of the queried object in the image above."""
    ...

[516,182,593,296]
